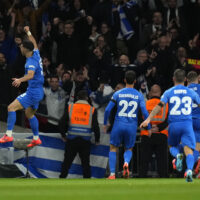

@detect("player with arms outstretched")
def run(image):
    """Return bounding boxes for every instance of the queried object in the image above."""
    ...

[104,70,151,179]
[140,69,200,182]
[0,26,44,147]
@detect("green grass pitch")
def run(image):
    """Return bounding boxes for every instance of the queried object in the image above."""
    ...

[0,178,200,200]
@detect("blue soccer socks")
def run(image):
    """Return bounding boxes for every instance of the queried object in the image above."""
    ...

[193,150,199,163]
[6,111,16,136]
[124,150,132,164]
[109,151,116,174]
[186,154,194,171]
[29,116,39,139]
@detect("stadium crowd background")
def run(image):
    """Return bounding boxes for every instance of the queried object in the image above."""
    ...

[0,0,200,177]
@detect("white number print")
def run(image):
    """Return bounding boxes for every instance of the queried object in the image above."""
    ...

[118,100,138,118]
[39,58,44,75]
[169,96,192,115]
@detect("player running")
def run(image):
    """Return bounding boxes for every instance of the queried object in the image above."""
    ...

[104,70,151,179]
[187,71,200,176]
[140,69,200,182]
[0,26,44,147]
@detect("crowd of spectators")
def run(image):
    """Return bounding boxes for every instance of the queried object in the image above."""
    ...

[1,0,200,178]
[0,0,200,128]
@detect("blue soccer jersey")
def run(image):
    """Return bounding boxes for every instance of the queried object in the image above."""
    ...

[104,87,150,126]
[188,83,200,119]
[104,87,150,148]
[25,49,44,89]
[17,49,44,110]
[161,85,200,123]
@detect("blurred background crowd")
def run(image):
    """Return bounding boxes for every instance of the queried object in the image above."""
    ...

[0,0,200,130]
[1,0,200,178]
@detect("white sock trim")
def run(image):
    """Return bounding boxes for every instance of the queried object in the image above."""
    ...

[177,153,183,159]
[6,130,13,137]
[33,136,39,140]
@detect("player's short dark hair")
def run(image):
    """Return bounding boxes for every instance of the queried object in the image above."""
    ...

[22,40,34,51]
[187,71,198,83]
[125,70,136,84]
[173,69,185,83]
[76,90,89,101]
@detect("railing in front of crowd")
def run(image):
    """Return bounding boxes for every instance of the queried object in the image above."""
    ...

[0,103,160,178]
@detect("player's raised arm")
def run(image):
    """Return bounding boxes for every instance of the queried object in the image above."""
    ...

[140,101,165,128]
[24,26,38,50]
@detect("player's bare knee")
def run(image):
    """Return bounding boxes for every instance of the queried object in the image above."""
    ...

[196,143,200,151]
[8,104,15,112]
[110,144,117,152]
[184,146,193,156]
[25,110,34,119]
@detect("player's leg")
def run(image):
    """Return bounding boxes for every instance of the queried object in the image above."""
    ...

[123,124,137,178]
[123,147,132,179]
[0,99,23,143]
[184,146,194,182]
[25,107,42,147]
[193,118,200,174]
[194,142,200,175]
[107,124,121,179]
[107,144,118,179]
[168,123,183,171]
[181,121,196,182]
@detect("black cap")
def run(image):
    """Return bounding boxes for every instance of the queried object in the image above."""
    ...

[76,90,89,101]
[22,40,34,51]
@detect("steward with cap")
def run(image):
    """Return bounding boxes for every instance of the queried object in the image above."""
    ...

[140,84,169,178]
[59,90,100,178]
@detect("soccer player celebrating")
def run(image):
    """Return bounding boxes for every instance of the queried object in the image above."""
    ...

[104,70,151,179]
[0,26,44,147]
[140,69,200,182]
[187,71,200,176]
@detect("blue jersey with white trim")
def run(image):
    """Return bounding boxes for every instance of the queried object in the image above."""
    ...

[104,88,149,126]
[188,83,200,119]
[25,49,44,89]
[161,84,200,123]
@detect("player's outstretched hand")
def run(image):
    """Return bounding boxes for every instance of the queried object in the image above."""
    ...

[140,118,150,128]
[12,78,21,87]
[24,26,30,33]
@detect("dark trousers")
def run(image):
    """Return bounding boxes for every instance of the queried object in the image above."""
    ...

[44,122,60,133]
[60,137,91,178]
[139,134,168,178]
